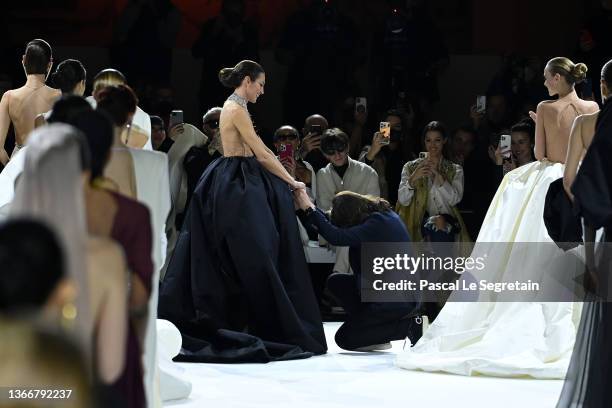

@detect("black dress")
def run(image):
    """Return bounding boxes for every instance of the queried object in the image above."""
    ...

[557,98,612,407]
[158,156,327,363]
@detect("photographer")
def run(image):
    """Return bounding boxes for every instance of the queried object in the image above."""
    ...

[295,189,421,351]
[488,120,535,177]
[298,114,329,172]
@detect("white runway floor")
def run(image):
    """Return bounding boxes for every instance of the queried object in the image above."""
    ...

[164,322,564,408]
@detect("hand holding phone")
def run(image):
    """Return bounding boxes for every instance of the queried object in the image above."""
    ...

[476,96,486,114]
[499,134,511,158]
[278,143,294,161]
[169,110,184,130]
[379,122,391,145]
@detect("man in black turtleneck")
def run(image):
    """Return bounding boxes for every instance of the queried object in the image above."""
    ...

[316,128,380,275]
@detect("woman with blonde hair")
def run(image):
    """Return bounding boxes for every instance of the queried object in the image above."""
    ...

[396,57,598,378]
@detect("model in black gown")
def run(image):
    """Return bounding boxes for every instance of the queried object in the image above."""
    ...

[557,62,612,407]
[158,60,327,363]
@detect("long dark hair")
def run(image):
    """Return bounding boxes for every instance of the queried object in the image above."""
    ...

[218,60,264,88]
[330,191,392,228]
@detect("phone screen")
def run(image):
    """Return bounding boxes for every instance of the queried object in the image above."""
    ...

[499,134,511,158]
[169,110,184,129]
[379,122,390,145]
[279,143,294,161]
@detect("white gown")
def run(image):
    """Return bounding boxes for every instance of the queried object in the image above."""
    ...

[396,160,583,378]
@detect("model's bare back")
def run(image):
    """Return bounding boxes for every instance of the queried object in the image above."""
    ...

[219,101,254,157]
[7,85,59,145]
[541,96,598,162]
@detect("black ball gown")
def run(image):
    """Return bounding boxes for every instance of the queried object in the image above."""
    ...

[159,154,327,363]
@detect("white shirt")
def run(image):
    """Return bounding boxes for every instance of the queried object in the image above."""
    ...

[397,159,464,215]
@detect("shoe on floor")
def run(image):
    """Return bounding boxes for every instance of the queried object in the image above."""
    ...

[354,342,392,352]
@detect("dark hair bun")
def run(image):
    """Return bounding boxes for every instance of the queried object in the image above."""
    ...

[218,60,264,89]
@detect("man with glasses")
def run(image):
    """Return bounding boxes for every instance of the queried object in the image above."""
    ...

[317,128,380,274]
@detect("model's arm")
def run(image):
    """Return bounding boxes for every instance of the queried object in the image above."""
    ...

[563,116,585,201]
[232,107,298,187]
[0,91,11,165]
[534,102,547,161]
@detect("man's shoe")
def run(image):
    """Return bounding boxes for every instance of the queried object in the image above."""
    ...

[354,342,392,352]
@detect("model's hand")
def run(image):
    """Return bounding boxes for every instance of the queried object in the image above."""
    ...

[291,180,306,191]
[294,188,314,210]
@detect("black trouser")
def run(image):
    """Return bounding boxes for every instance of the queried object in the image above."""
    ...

[327,273,419,350]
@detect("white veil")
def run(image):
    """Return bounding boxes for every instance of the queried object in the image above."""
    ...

[10,124,91,359]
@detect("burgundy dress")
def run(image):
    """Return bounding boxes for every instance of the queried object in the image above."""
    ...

[110,191,153,408]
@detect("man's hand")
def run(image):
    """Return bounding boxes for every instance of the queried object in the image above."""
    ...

[169,123,185,140]
[301,132,321,155]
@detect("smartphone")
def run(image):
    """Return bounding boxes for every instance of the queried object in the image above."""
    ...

[499,134,511,158]
[169,110,184,129]
[379,122,391,145]
[476,95,486,114]
[310,124,322,136]
[419,151,429,160]
[355,97,367,114]
[278,143,293,161]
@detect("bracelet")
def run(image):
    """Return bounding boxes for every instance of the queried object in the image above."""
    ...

[304,206,316,217]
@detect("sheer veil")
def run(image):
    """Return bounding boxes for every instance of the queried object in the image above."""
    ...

[10,124,91,359]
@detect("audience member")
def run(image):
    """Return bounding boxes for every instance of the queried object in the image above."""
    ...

[396,121,470,243]
[151,115,174,152]
[0,39,60,164]
[489,120,535,175]
[299,113,330,172]
[273,125,317,201]
[359,109,408,205]
[317,127,379,274]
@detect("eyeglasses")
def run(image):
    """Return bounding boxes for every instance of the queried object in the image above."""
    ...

[204,120,219,129]
[322,146,348,156]
[275,134,299,142]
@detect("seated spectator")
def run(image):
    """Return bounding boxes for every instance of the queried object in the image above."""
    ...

[359,109,408,205]
[317,128,380,212]
[396,121,471,243]
[317,128,379,274]
[449,124,497,240]
[183,107,223,208]
[295,190,422,351]
[469,89,515,159]
[88,69,153,150]
[489,120,536,176]
[10,124,128,389]
[298,114,329,172]
[273,125,317,201]
[151,115,174,153]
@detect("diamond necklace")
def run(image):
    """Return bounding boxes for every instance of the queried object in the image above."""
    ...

[227,92,248,110]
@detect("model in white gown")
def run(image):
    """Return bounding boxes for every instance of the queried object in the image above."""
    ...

[396,58,599,378]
